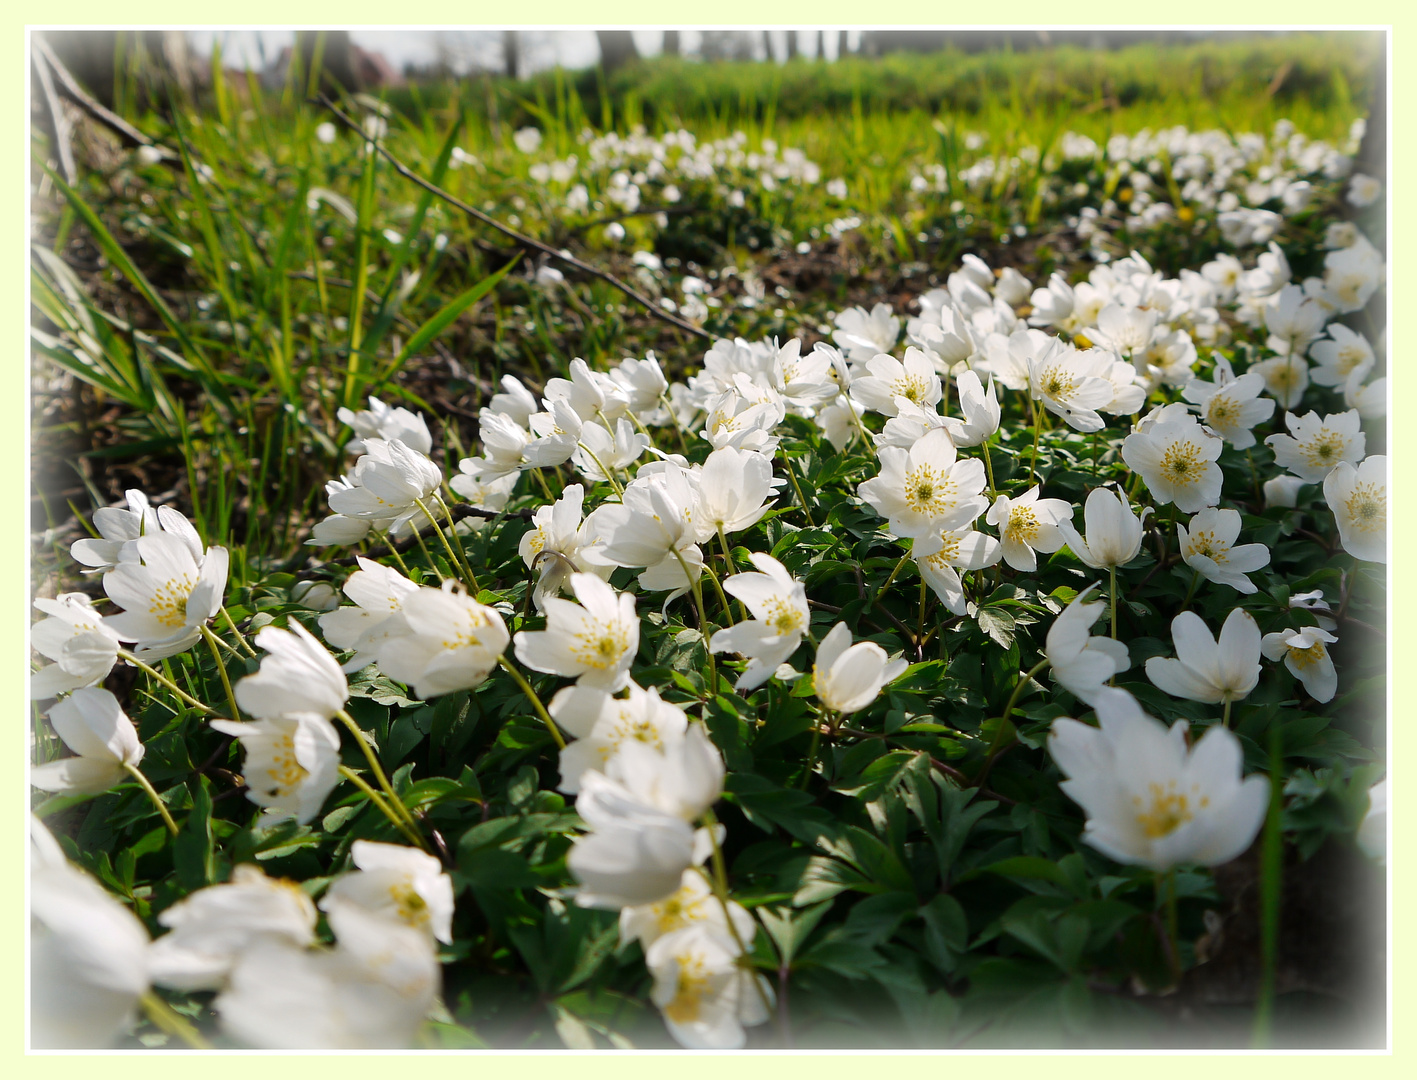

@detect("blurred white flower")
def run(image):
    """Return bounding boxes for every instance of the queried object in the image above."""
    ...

[1043,585,1129,705]
[337,396,432,456]
[1048,688,1269,871]
[30,687,143,796]
[321,841,455,945]
[813,622,908,715]
[647,923,773,1049]
[30,593,121,699]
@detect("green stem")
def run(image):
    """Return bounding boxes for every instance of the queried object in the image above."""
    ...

[410,525,440,579]
[1109,564,1119,641]
[716,525,750,623]
[1253,719,1284,1048]
[575,441,625,497]
[382,530,414,579]
[917,579,930,649]
[1027,397,1042,486]
[974,658,1050,787]
[659,392,690,455]
[671,547,718,695]
[334,708,418,830]
[431,492,482,593]
[199,624,241,723]
[877,552,913,600]
[532,466,556,502]
[415,497,479,592]
[798,710,831,790]
[338,765,429,850]
[118,651,213,714]
[981,436,998,499]
[780,452,816,527]
[701,558,734,625]
[124,763,178,835]
[221,605,258,657]
[1155,870,1182,989]
[700,807,776,1023]
[141,991,212,1049]
[1222,696,1233,729]
[498,657,565,749]
[1179,566,1200,612]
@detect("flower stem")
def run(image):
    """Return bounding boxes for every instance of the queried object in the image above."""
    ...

[701,558,734,625]
[973,658,1050,788]
[199,624,242,723]
[338,765,429,850]
[917,579,930,650]
[532,466,556,502]
[877,552,913,600]
[124,763,178,835]
[221,605,258,657]
[717,525,750,623]
[141,990,212,1049]
[671,547,719,695]
[118,651,213,714]
[701,808,777,1024]
[659,392,690,455]
[416,497,480,593]
[982,436,999,499]
[1222,696,1233,729]
[497,656,565,749]
[382,530,415,579]
[780,452,816,527]
[1109,564,1119,641]
[575,441,625,498]
[433,492,482,593]
[334,708,418,831]
[798,709,832,790]
[1027,398,1042,486]
[1179,567,1200,612]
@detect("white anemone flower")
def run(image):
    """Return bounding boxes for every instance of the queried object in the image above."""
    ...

[813,622,908,715]
[524,400,586,468]
[236,620,349,721]
[832,303,901,361]
[947,370,1001,447]
[30,687,143,796]
[696,447,782,538]
[513,573,639,692]
[568,771,702,909]
[1263,284,1327,356]
[620,869,756,954]
[875,398,955,451]
[1120,410,1224,513]
[1261,625,1339,703]
[1145,609,1262,707]
[849,348,943,417]
[517,484,611,611]
[552,682,690,794]
[1043,585,1129,706]
[326,438,441,537]
[610,354,670,415]
[30,593,121,699]
[709,553,810,691]
[209,714,342,825]
[1265,409,1366,483]
[986,485,1074,572]
[486,374,540,427]
[912,524,1001,616]
[1264,474,1307,509]
[858,427,989,540]
[216,904,438,1050]
[1028,339,1118,433]
[337,396,432,456]
[1323,456,1387,563]
[647,923,774,1049]
[1249,354,1311,410]
[1181,370,1275,449]
[70,489,206,574]
[545,357,630,425]
[1057,486,1150,570]
[318,557,421,672]
[1048,688,1269,871]
[1308,325,1375,388]
[321,841,455,945]
[30,820,151,1048]
[148,864,318,992]
[1343,372,1387,421]
[375,583,511,698]
[305,511,375,548]
[572,417,649,484]
[101,532,230,658]
[1177,508,1271,594]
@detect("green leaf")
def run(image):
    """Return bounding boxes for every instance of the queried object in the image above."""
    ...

[758,900,833,965]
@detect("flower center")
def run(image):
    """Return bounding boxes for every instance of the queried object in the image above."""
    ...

[903,464,957,517]
[1005,506,1041,545]
[1344,483,1386,533]
[1185,529,1228,563]
[1301,432,1349,469]
[1039,364,1077,400]
[148,574,196,629]
[1133,780,1206,839]
[890,372,931,404]
[573,623,630,670]
[1206,396,1238,428]
[1159,440,1204,485]
[1288,641,1327,669]
[391,882,429,929]
[262,734,308,796]
[663,955,712,1024]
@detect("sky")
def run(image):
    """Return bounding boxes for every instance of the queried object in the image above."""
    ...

[185,29,864,75]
